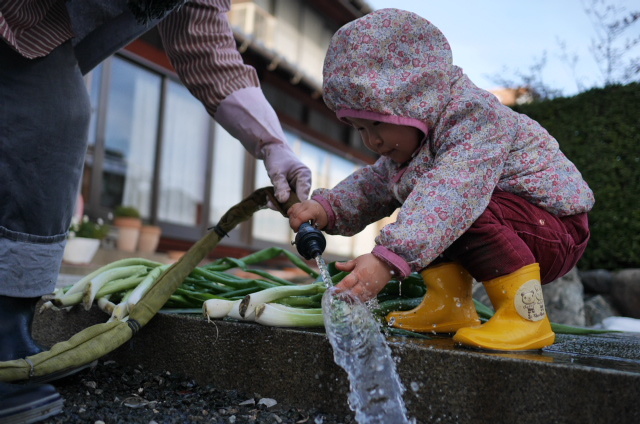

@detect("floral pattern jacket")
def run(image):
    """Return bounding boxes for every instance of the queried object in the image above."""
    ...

[314,8,594,278]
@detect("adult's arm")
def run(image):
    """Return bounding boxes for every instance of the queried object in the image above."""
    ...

[158,0,311,202]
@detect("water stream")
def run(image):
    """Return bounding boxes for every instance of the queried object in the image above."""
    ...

[316,256,412,424]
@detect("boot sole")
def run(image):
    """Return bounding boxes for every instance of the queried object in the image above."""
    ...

[389,319,481,334]
[453,333,556,352]
[18,360,97,385]
[0,391,63,424]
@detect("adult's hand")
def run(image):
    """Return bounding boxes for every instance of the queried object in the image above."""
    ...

[262,143,311,204]
[213,87,312,205]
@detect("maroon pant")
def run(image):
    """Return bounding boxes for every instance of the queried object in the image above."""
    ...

[445,191,590,284]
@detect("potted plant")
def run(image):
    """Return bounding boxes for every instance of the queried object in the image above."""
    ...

[63,216,109,264]
[138,220,162,253]
[113,205,142,252]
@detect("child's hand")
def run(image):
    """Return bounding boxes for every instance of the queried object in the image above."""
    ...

[288,200,328,231]
[334,253,393,302]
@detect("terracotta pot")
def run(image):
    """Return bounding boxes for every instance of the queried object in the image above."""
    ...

[137,225,162,253]
[63,237,101,264]
[114,217,142,252]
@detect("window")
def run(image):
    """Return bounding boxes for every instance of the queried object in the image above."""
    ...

[85,65,103,150]
[209,123,246,224]
[81,64,104,203]
[101,58,161,218]
[158,81,211,227]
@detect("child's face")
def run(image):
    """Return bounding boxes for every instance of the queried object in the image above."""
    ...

[347,118,423,164]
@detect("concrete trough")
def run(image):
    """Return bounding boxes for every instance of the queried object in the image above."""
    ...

[34,305,640,424]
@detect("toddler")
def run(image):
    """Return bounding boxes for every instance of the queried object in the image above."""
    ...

[288,9,593,351]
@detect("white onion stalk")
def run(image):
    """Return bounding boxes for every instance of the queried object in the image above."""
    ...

[125,264,170,310]
[228,299,255,321]
[254,303,324,327]
[109,289,135,322]
[51,274,146,308]
[203,298,237,320]
[62,258,162,296]
[38,301,55,314]
[97,295,116,315]
[239,282,325,319]
[82,265,149,310]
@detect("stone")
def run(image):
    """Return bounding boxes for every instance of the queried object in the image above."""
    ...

[542,267,585,326]
[611,269,640,319]
[579,269,614,294]
[583,294,620,327]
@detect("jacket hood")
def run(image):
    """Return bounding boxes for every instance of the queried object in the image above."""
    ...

[322,8,456,136]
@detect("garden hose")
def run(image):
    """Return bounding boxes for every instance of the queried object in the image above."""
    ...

[0,187,296,383]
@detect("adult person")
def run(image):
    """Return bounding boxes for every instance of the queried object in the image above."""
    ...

[0,1,311,422]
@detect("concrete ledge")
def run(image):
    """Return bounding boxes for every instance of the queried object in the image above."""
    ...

[34,306,640,423]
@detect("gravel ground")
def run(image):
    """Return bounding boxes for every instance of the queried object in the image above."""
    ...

[42,360,356,424]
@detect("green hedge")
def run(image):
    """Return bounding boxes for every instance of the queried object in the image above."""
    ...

[513,83,640,270]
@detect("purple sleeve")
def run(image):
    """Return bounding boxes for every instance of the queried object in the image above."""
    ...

[312,160,400,236]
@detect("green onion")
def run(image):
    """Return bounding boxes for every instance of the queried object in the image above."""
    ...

[82,265,150,310]
[176,288,227,305]
[473,299,496,320]
[63,258,161,296]
[109,289,134,322]
[203,298,238,319]
[219,286,265,299]
[126,265,170,309]
[260,303,323,314]
[97,295,115,316]
[254,303,324,327]
[48,249,624,340]
[239,282,326,318]
[227,299,253,321]
[274,293,324,308]
[383,327,434,339]
[372,297,423,318]
[51,274,146,308]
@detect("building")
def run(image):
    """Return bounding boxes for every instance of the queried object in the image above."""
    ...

[81,0,380,262]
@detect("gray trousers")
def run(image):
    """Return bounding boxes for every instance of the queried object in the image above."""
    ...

[0,41,90,297]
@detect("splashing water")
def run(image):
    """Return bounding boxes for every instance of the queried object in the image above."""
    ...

[316,256,411,424]
[316,256,334,289]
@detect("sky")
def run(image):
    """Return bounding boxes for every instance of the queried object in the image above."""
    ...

[366,0,637,96]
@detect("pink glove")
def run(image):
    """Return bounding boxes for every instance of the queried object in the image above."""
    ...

[214,87,311,203]
[261,142,312,203]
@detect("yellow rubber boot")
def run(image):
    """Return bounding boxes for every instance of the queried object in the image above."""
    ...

[386,262,480,333]
[453,263,555,351]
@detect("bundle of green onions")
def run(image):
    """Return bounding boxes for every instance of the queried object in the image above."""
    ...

[44,247,614,337]
[43,247,426,329]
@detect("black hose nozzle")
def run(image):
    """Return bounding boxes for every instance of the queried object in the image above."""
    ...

[294,222,326,260]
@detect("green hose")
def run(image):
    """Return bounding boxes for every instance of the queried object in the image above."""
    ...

[0,187,293,383]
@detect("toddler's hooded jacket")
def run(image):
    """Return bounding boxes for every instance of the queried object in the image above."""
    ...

[314,8,594,277]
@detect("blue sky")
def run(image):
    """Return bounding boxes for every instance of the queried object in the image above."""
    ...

[366,0,637,96]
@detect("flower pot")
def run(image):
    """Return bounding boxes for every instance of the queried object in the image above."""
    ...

[114,217,142,252]
[137,225,162,253]
[63,237,101,264]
